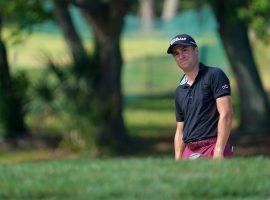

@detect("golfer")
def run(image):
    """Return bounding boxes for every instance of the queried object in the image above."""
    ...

[167,34,233,160]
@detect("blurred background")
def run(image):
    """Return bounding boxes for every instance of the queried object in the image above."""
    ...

[1,0,270,199]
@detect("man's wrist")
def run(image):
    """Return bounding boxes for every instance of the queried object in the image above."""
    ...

[175,154,182,160]
[214,144,225,153]
[213,146,224,158]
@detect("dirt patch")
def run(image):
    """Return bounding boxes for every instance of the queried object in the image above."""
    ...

[0,135,62,152]
[231,132,270,157]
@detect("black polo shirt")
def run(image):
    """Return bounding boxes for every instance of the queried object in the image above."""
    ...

[175,63,231,143]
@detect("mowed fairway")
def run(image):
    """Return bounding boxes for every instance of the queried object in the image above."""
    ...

[0,157,270,199]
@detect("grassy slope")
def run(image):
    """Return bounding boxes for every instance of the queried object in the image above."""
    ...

[0,157,269,199]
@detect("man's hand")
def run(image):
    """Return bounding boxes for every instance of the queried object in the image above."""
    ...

[213,148,224,159]
[175,154,181,161]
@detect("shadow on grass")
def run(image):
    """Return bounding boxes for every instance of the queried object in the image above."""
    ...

[230,131,270,157]
[125,124,174,157]
[131,135,174,157]
[128,125,174,137]
[124,92,174,111]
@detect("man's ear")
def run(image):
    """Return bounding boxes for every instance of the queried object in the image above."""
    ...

[194,46,198,55]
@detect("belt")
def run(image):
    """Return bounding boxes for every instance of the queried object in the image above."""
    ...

[186,137,217,150]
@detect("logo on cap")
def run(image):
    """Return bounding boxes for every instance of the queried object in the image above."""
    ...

[222,84,229,89]
[170,37,187,45]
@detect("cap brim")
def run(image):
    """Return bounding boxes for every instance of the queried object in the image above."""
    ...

[167,42,197,54]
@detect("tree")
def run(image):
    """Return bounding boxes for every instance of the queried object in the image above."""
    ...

[56,0,133,153]
[139,0,156,32]
[162,0,180,21]
[53,0,90,68]
[209,0,270,134]
[0,16,28,138]
[0,1,49,138]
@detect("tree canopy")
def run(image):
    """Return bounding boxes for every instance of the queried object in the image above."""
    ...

[238,0,270,41]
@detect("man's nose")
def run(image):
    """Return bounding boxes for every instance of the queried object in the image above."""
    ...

[177,52,185,60]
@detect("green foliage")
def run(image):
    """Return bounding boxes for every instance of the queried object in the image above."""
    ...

[0,157,270,199]
[34,79,54,103]
[0,0,52,43]
[238,0,270,41]
[0,0,51,23]
[28,55,101,152]
[179,0,205,10]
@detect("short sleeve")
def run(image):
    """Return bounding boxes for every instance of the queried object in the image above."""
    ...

[175,99,184,122]
[210,68,231,99]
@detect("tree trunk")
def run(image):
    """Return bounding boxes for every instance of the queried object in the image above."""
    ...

[53,0,90,69]
[211,1,270,134]
[0,17,27,138]
[162,0,179,21]
[139,0,155,32]
[74,1,132,153]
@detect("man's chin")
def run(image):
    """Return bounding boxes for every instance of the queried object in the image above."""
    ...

[180,64,189,70]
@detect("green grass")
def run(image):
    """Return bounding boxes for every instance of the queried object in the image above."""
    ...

[0,157,270,199]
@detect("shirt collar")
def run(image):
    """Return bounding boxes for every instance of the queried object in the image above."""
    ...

[198,62,207,73]
[179,62,206,88]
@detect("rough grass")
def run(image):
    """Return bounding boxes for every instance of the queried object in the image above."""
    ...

[0,157,269,199]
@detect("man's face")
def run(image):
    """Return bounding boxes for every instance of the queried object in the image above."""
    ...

[171,45,198,71]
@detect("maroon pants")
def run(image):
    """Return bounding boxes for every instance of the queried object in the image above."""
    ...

[182,137,233,159]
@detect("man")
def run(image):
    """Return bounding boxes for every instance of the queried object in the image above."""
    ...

[167,34,233,160]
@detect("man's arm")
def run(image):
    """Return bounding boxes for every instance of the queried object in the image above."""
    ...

[174,121,185,160]
[214,95,233,159]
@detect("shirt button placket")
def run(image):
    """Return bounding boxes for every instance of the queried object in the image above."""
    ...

[188,88,193,104]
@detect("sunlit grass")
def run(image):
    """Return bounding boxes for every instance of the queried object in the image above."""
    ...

[7,33,93,69]
[122,37,169,61]
[125,109,174,127]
